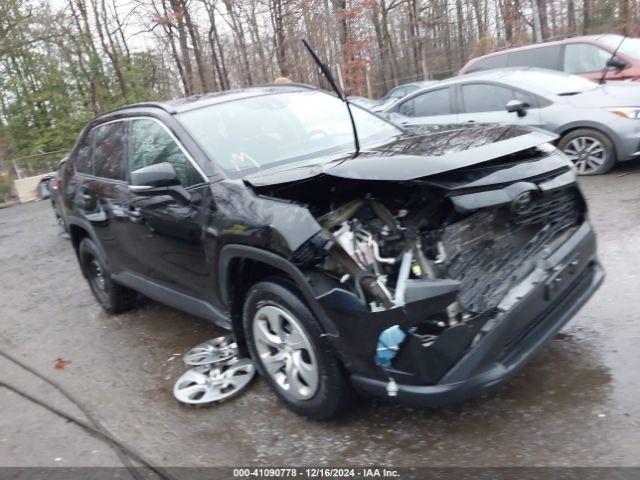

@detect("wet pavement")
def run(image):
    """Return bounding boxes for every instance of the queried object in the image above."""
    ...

[1,165,640,467]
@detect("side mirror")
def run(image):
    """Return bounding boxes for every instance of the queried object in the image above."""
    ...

[129,162,191,202]
[606,56,628,70]
[506,99,530,117]
[130,162,179,190]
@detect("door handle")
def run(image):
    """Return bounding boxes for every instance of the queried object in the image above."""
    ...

[467,120,476,123]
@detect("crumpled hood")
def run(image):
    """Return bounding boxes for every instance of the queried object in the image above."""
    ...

[245,123,557,187]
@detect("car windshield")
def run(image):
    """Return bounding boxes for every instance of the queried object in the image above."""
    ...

[504,70,598,95]
[599,35,640,61]
[178,90,401,177]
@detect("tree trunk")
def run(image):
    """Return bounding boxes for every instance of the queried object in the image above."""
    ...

[531,0,544,41]
[567,0,576,34]
[180,0,210,93]
[222,0,253,86]
[583,0,591,34]
[168,0,195,95]
[619,0,630,35]
[271,0,288,77]
[202,0,230,90]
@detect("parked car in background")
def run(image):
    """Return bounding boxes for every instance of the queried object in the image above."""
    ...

[460,35,640,82]
[347,82,441,113]
[372,80,439,112]
[347,96,381,110]
[49,158,68,235]
[37,175,53,200]
[61,84,602,419]
[384,68,640,174]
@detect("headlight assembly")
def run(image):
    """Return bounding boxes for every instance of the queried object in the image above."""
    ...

[607,107,640,119]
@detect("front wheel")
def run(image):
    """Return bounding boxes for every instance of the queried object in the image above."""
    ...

[243,280,354,420]
[558,128,616,175]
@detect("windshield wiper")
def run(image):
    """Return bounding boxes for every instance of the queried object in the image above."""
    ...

[599,35,627,84]
[301,39,360,158]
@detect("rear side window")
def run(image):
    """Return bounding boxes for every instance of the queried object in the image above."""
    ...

[386,87,407,99]
[564,43,611,73]
[466,54,508,73]
[461,84,516,113]
[507,45,562,70]
[128,118,204,187]
[74,130,94,174]
[94,122,127,180]
[398,88,451,117]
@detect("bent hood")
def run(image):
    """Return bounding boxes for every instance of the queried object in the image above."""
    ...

[245,123,557,187]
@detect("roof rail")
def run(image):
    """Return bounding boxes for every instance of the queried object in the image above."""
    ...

[544,34,572,42]
[256,82,317,90]
[104,102,177,115]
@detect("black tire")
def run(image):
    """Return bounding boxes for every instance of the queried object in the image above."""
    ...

[242,279,355,420]
[78,238,137,314]
[558,128,616,175]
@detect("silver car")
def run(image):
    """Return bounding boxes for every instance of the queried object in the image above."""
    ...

[384,68,640,174]
[371,80,440,112]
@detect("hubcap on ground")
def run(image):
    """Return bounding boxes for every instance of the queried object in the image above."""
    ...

[563,136,605,174]
[252,304,319,401]
[173,358,255,404]
[183,335,239,366]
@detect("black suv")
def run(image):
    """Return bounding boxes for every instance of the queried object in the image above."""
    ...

[62,84,603,419]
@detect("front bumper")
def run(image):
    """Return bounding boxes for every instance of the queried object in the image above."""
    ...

[608,116,640,161]
[335,221,603,406]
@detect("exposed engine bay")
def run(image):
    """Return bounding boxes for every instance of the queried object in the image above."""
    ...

[297,174,582,316]
[270,163,585,382]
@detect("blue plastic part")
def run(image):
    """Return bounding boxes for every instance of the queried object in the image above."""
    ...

[376,325,412,366]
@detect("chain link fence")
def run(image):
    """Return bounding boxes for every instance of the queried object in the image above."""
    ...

[0,150,69,204]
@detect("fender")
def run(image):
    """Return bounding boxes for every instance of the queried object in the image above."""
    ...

[66,216,108,267]
[218,244,339,337]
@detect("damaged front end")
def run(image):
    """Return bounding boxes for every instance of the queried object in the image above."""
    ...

[247,135,603,405]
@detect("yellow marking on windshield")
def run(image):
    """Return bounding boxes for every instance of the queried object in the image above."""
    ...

[231,152,261,171]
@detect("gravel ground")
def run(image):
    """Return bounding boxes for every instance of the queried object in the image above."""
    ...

[1,164,640,468]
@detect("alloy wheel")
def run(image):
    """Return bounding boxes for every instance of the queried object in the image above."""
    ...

[252,304,319,401]
[562,136,606,174]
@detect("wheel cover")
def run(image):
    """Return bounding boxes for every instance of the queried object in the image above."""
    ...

[173,358,255,405]
[252,304,319,401]
[563,136,606,174]
[183,335,239,366]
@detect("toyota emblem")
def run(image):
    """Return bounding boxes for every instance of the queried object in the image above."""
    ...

[511,191,534,214]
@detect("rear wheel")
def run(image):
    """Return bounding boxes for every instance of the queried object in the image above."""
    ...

[78,238,137,314]
[558,128,616,175]
[243,280,355,420]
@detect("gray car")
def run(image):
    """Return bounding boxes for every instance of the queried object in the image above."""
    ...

[384,68,640,174]
[372,80,440,112]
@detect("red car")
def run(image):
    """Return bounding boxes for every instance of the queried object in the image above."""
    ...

[460,34,640,82]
